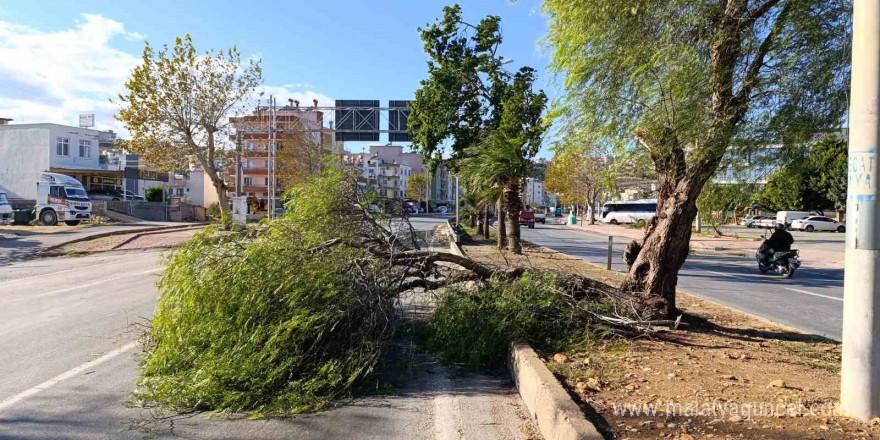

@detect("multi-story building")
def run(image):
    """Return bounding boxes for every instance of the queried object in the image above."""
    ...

[228,103,333,211]
[0,123,124,198]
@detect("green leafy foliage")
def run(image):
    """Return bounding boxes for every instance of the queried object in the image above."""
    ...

[137,168,396,415]
[757,135,845,213]
[697,181,758,232]
[145,185,165,202]
[428,271,608,369]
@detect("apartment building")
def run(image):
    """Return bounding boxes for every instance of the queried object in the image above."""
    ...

[228,103,332,211]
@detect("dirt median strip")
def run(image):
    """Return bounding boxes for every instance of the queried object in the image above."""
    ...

[460,235,876,439]
[39,224,206,255]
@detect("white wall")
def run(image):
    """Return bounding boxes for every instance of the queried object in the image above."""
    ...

[0,128,51,199]
[47,125,102,170]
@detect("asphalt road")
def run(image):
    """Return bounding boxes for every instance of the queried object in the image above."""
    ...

[521,224,844,340]
[0,217,537,439]
[0,222,180,266]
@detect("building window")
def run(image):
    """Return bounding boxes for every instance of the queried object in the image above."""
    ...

[244,177,253,186]
[56,137,69,156]
[175,188,184,197]
[246,142,254,151]
[79,140,91,158]
[264,177,269,186]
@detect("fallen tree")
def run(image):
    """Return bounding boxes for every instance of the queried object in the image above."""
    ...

[136,165,674,415]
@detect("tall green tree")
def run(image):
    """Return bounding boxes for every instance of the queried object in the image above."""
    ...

[410,5,546,254]
[809,135,848,216]
[544,0,850,317]
[116,35,262,214]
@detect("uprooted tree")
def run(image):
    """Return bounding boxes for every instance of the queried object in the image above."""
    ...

[116,34,262,214]
[409,5,547,254]
[544,0,851,318]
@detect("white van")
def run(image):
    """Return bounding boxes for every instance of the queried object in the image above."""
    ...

[35,173,92,226]
[600,200,658,224]
[776,211,810,229]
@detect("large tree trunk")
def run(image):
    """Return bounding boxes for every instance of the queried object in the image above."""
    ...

[496,198,506,250]
[214,180,230,214]
[504,181,523,254]
[620,182,702,318]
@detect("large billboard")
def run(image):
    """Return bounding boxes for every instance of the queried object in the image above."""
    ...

[334,100,379,142]
[388,100,412,142]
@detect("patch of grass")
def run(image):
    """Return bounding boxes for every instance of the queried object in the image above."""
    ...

[780,342,841,374]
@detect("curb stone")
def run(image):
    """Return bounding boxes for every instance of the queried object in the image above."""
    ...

[508,343,603,440]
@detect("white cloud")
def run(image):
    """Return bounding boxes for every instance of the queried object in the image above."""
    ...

[0,14,331,137]
[0,14,141,133]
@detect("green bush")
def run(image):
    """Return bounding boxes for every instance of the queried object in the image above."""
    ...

[137,167,397,415]
[145,185,165,202]
[428,271,607,369]
[206,202,221,219]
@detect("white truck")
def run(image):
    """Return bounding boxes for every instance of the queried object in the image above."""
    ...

[31,173,92,226]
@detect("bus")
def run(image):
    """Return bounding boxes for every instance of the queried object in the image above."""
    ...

[600,199,657,224]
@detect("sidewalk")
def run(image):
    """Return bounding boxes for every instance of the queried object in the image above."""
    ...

[566,221,845,269]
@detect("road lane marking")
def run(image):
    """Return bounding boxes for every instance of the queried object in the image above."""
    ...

[785,287,843,302]
[11,268,163,302]
[0,341,138,412]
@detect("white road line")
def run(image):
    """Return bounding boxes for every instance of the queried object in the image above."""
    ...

[0,341,138,412]
[785,287,843,302]
[11,268,163,302]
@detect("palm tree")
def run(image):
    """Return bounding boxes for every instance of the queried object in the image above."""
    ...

[460,132,533,254]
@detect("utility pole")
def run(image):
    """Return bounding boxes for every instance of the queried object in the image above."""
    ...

[841,0,880,421]
[455,175,460,224]
[268,96,277,218]
[236,131,243,197]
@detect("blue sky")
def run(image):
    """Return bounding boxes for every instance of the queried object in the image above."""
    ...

[0,0,555,156]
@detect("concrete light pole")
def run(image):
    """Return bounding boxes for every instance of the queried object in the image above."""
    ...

[841,0,880,421]
[455,175,460,225]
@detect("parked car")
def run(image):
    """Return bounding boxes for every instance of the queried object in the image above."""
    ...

[122,190,146,201]
[790,215,845,233]
[534,212,546,224]
[0,191,13,225]
[436,205,448,214]
[87,188,124,201]
[519,211,536,229]
[740,215,776,228]
[776,211,810,229]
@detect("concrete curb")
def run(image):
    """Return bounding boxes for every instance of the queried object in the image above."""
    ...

[40,224,206,255]
[508,343,603,440]
[445,219,466,257]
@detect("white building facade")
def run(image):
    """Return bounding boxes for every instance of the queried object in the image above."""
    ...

[0,123,121,200]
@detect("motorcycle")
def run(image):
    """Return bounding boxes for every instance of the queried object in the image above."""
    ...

[756,245,800,278]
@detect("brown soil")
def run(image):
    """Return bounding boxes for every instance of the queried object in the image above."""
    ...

[461,232,879,440]
[60,228,203,255]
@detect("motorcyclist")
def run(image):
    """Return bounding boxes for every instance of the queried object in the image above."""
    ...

[758,223,794,265]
